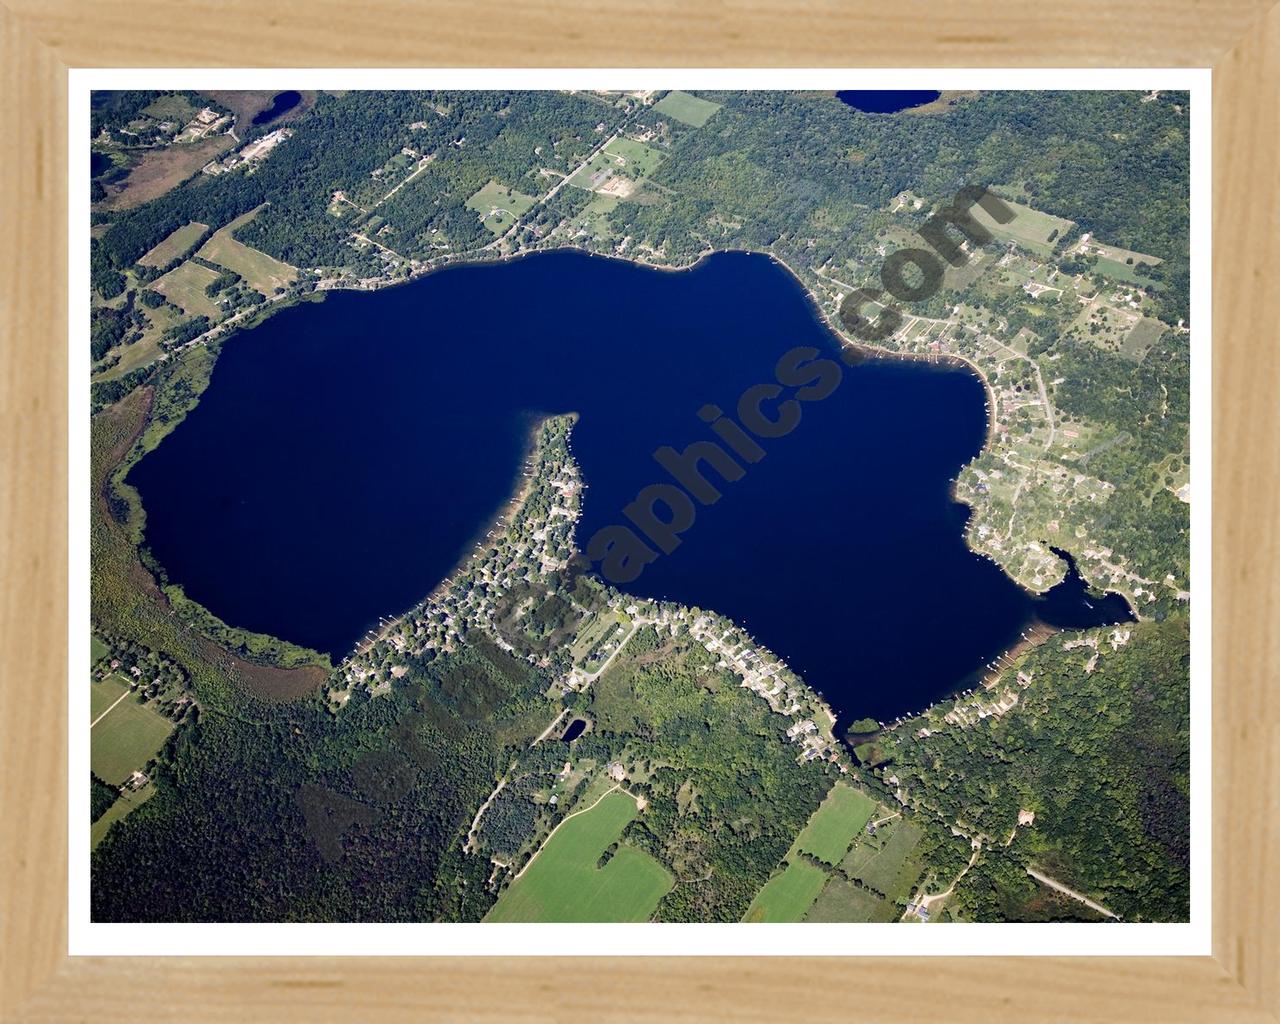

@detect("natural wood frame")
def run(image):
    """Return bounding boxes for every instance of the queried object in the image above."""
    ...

[2,3,1276,1020]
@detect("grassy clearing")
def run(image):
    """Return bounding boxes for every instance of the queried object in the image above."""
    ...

[486,789,672,922]
[198,209,298,295]
[1093,256,1163,287]
[138,222,208,268]
[653,91,722,127]
[91,676,174,785]
[972,197,1075,257]
[91,782,156,850]
[465,180,538,236]
[793,782,877,865]
[742,859,829,922]
[1120,316,1166,360]
[805,874,898,922]
[141,94,200,123]
[604,137,664,178]
[91,634,110,665]
[844,818,926,900]
[569,138,663,197]
[151,260,223,320]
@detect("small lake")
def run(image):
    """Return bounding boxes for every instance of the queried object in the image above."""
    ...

[252,91,302,125]
[128,250,1131,727]
[836,91,941,114]
[562,719,587,742]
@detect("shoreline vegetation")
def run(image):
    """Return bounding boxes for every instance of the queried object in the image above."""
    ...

[97,237,1133,726]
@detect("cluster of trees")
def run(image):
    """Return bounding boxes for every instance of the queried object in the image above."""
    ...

[91,637,550,922]
[874,616,1190,921]
[583,635,830,921]
[90,301,145,361]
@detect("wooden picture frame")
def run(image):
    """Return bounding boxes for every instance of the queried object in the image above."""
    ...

[2,3,1275,1019]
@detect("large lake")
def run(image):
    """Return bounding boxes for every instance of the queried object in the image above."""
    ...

[129,251,1131,726]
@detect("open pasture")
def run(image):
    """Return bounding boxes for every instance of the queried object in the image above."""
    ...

[742,859,828,922]
[198,209,298,295]
[793,782,877,866]
[485,789,671,922]
[151,260,223,320]
[971,197,1075,257]
[137,222,208,268]
[91,676,174,786]
[465,180,538,235]
[653,91,722,127]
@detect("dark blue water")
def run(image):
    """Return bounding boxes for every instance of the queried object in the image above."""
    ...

[128,251,1131,725]
[562,719,587,742]
[252,91,302,125]
[836,91,941,114]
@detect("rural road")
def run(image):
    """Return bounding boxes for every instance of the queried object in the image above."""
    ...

[1027,867,1119,919]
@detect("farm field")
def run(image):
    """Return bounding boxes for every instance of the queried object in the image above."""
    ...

[794,783,877,865]
[843,818,927,900]
[137,222,208,268]
[151,260,224,320]
[485,789,671,922]
[653,90,722,127]
[971,197,1075,257]
[742,859,828,922]
[805,874,897,922]
[91,676,174,785]
[465,181,538,236]
[198,209,299,295]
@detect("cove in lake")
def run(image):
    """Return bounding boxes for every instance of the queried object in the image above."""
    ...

[128,250,1132,727]
[252,91,302,125]
[836,91,941,114]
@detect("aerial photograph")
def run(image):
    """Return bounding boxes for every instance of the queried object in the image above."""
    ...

[88,87,1191,925]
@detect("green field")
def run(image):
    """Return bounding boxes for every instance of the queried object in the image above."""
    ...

[137,221,208,268]
[843,818,926,899]
[742,859,828,922]
[805,874,898,922]
[91,634,110,665]
[141,94,200,123]
[793,783,877,865]
[653,91,722,127]
[151,259,224,320]
[91,676,174,785]
[972,197,1075,257]
[465,180,538,236]
[1094,256,1164,287]
[198,209,298,295]
[486,789,672,922]
[91,782,155,850]
[604,138,664,179]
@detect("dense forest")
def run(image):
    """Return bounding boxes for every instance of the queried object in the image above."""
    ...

[872,616,1190,921]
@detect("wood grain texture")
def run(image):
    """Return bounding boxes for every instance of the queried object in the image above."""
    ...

[1,0,1277,66]
[0,0,1276,1020]
[1213,3,1280,1013]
